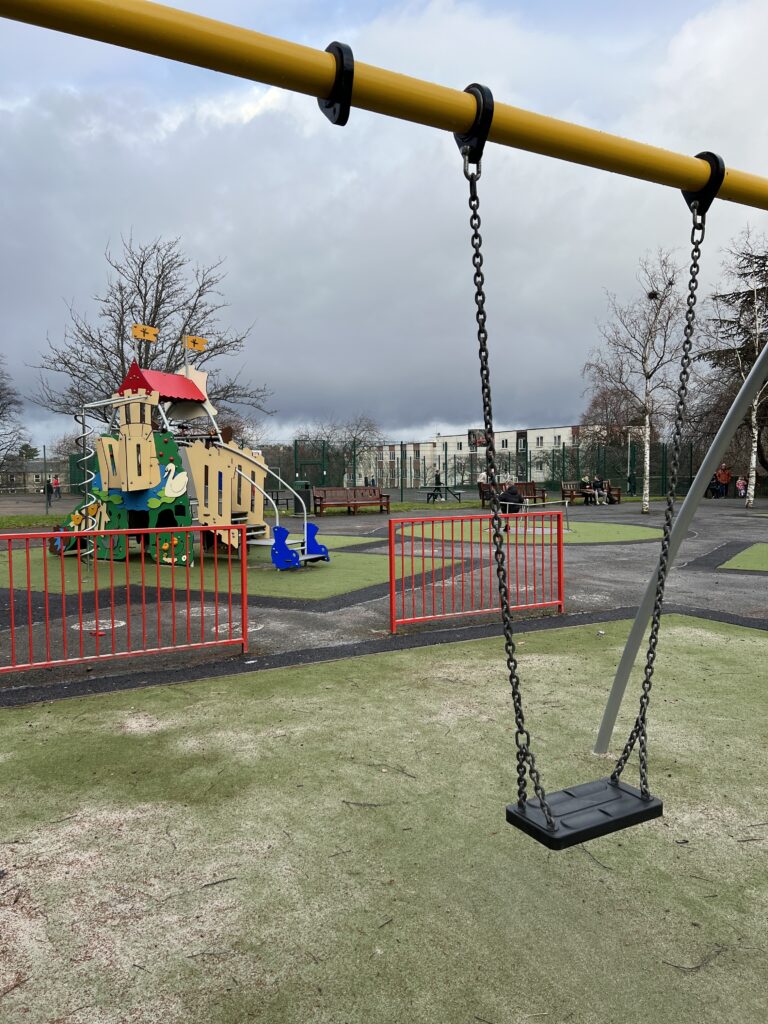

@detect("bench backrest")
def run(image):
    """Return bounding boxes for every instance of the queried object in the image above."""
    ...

[350,486,382,500]
[313,487,348,500]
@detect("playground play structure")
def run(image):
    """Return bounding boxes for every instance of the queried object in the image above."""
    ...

[65,352,329,573]
[4,0,768,849]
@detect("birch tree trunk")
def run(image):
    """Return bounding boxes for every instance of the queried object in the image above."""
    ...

[642,411,651,513]
[746,396,758,508]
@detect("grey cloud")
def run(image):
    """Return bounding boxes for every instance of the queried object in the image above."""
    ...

[1,1,765,448]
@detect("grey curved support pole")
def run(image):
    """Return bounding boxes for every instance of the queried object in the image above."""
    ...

[594,341,768,753]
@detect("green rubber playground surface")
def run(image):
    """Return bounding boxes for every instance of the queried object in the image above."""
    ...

[719,542,768,571]
[401,519,662,544]
[249,550,392,598]
[0,536,391,601]
[2,615,766,1023]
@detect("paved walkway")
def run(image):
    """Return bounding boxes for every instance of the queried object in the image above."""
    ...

[1,497,765,705]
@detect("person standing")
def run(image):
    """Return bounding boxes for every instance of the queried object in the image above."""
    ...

[716,463,732,499]
[736,475,748,498]
[52,474,61,499]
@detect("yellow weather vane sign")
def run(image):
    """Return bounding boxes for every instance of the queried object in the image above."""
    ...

[131,323,159,342]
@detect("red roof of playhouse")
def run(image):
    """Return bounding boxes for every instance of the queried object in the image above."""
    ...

[117,361,206,403]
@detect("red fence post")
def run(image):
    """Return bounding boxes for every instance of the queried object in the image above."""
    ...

[388,518,397,634]
[557,510,565,613]
[0,525,250,674]
[240,524,249,653]
[388,510,566,633]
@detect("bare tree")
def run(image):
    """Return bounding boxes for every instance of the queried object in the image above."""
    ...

[698,230,768,507]
[48,430,84,460]
[583,251,689,512]
[33,235,272,423]
[0,356,26,472]
[295,414,385,484]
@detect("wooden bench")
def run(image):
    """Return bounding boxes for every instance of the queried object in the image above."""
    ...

[267,489,291,511]
[312,486,390,515]
[478,481,547,507]
[561,480,621,504]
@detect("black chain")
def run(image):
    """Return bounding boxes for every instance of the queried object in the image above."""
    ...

[462,151,555,830]
[611,202,706,796]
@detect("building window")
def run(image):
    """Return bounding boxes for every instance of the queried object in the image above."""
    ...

[457,442,463,451]
[554,434,562,446]
[34,474,41,483]
[536,435,544,448]
[517,438,526,451]
[501,439,508,449]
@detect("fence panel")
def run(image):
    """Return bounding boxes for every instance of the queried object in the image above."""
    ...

[389,511,564,633]
[0,525,248,674]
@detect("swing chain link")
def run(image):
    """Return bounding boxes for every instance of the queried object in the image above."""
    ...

[611,201,705,796]
[463,149,556,830]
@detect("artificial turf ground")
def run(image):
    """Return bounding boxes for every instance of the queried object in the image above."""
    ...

[1,614,766,1022]
[720,541,768,571]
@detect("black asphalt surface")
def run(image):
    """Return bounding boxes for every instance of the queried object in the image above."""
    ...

[1,497,765,706]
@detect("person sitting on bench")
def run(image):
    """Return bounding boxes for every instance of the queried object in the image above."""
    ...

[580,474,596,505]
[591,474,607,505]
[498,482,523,530]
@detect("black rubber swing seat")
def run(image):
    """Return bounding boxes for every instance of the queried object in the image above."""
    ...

[506,777,663,851]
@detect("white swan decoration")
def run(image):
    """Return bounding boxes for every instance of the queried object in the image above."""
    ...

[163,461,189,499]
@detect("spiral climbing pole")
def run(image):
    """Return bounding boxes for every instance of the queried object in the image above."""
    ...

[74,406,97,562]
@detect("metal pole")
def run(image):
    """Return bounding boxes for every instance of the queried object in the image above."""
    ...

[594,340,768,752]
[43,444,49,514]
[399,442,405,503]
[4,0,768,210]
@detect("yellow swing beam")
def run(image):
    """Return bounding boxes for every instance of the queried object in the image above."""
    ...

[3,0,768,211]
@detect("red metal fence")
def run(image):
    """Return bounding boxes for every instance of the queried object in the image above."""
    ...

[0,525,248,673]
[388,511,564,633]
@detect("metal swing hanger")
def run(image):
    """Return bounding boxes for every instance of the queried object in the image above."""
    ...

[3,0,767,212]
[456,83,725,850]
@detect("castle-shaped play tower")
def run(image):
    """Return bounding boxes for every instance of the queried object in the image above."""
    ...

[59,326,329,570]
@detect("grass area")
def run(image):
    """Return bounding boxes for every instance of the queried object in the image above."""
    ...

[720,542,768,571]
[1,615,766,1022]
[0,514,74,529]
[402,518,661,545]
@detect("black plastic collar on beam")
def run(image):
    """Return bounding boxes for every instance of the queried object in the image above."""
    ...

[454,83,494,164]
[318,41,354,126]
[681,151,726,215]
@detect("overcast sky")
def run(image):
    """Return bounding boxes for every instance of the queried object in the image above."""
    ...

[1,0,767,447]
